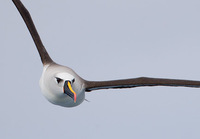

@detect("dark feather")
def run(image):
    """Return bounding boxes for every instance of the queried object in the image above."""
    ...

[85,77,200,92]
[12,0,53,65]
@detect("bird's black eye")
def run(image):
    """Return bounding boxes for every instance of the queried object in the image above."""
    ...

[72,79,75,83]
[56,77,62,84]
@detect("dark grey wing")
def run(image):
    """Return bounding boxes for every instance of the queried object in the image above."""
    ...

[84,77,200,92]
[12,0,53,65]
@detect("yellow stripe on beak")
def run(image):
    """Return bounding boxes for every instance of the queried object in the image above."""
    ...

[67,81,77,103]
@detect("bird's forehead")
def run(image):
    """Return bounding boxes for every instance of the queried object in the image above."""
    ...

[55,72,74,80]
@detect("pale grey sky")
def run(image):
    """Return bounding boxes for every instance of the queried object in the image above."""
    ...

[1,0,200,138]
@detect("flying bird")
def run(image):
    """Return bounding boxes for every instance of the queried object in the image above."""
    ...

[12,0,200,107]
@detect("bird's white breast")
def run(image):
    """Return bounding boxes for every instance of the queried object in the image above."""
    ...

[39,63,85,107]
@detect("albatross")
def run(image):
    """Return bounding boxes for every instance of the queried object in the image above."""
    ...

[12,0,200,107]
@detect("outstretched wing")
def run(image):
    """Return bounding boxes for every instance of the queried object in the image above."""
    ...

[84,77,200,92]
[12,0,53,65]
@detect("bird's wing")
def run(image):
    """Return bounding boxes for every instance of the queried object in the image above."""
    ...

[12,0,53,65]
[84,77,200,92]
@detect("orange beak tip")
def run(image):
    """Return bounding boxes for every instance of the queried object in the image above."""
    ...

[74,96,77,103]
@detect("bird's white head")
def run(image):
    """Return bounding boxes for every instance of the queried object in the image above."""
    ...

[54,72,76,102]
[39,64,85,107]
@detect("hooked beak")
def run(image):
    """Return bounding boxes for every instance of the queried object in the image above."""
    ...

[63,81,77,103]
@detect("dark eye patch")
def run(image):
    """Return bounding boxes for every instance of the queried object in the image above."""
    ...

[56,77,62,84]
[72,79,75,83]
